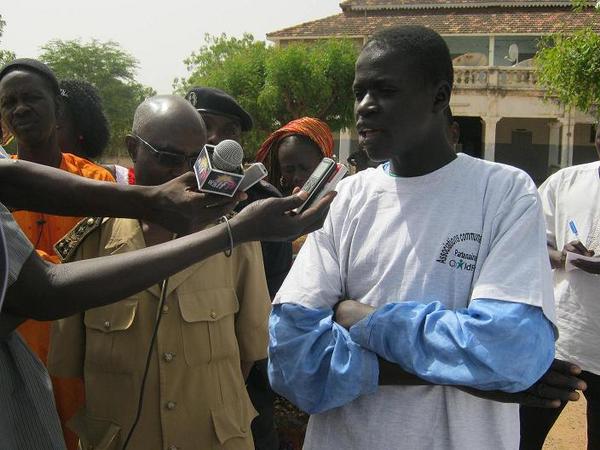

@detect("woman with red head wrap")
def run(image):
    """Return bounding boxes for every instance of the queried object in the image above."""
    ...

[256,118,334,450]
[256,117,334,196]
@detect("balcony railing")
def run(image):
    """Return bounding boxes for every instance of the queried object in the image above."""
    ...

[454,66,540,91]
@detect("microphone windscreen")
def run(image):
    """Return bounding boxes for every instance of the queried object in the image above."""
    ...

[213,139,244,172]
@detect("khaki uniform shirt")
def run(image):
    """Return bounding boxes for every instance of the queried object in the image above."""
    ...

[48,218,270,450]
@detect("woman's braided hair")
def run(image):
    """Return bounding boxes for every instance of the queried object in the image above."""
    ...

[59,79,110,159]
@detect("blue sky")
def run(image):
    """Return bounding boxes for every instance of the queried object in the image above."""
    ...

[1,0,341,93]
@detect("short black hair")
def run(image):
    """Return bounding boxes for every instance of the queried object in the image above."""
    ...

[364,25,454,89]
[0,58,60,95]
[60,79,110,159]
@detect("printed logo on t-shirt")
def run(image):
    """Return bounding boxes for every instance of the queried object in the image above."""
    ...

[436,232,482,271]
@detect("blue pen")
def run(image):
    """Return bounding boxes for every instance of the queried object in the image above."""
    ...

[568,220,589,252]
[568,220,580,240]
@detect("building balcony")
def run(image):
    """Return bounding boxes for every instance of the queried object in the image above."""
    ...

[454,66,540,91]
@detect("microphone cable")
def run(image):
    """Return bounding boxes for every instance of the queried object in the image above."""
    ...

[34,216,46,248]
[122,233,176,450]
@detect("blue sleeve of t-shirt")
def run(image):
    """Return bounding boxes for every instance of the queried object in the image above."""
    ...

[349,298,555,392]
[268,303,379,414]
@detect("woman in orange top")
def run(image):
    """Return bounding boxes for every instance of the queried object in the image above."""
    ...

[0,58,114,450]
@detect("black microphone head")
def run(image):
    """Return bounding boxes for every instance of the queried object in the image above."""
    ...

[213,139,243,172]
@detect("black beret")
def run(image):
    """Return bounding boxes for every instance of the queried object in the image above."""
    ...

[185,87,253,132]
[0,58,60,95]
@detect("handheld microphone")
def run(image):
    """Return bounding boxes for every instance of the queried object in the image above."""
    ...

[194,140,245,197]
[212,140,243,172]
[194,140,269,197]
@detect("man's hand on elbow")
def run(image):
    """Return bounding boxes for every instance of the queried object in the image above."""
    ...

[522,359,587,407]
[460,359,587,408]
[333,299,375,330]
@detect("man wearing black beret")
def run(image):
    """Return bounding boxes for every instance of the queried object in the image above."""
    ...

[185,87,252,145]
[186,87,290,450]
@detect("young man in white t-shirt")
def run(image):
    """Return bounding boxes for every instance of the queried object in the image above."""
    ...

[268,26,558,450]
[520,127,600,449]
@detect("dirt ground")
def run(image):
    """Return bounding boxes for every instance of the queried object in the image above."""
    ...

[544,398,587,449]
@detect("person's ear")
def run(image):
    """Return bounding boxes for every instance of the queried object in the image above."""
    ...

[432,81,451,114]
[125,134,139,162]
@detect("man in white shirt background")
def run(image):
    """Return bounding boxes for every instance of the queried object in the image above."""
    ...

[520,125,600,450]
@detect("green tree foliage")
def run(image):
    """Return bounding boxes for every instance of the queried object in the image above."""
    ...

[536,28,600,117]
[0,15,15,68]
[177,34,358,158]
[571,0,599,12]
[40,39,155,158]
[175,34,269,155]
[260,39,357,131]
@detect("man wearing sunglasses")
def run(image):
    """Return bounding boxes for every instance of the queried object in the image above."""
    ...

[49,95,272,450]
[131,134,199,172]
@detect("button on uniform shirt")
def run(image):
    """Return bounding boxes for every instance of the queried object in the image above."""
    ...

[49,217,271,450]
[10,152,114,450]
[0,202,66,450]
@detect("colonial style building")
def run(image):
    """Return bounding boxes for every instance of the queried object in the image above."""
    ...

[268,0,600,183]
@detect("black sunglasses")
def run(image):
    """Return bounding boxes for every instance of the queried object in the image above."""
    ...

[133,134,199,170]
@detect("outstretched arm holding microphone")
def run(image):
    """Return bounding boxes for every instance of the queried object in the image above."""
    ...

[3,189,334,322]
[2,133,333,323]
[1,136,335,323]
[0,158,239,235]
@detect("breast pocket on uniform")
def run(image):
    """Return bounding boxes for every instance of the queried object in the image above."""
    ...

[179,288,240,367]
[83,299,138,371]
